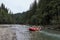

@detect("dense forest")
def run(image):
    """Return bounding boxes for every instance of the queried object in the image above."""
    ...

[14,0,60,25]
[0,0,60,27]
[0,3,15,24]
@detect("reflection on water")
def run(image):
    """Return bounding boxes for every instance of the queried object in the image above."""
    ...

[10,25,60,40]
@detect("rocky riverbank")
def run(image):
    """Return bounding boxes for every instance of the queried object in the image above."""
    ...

[0,27,16,40]
[44,25,60,31]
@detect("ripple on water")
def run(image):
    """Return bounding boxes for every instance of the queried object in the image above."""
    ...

[40,31,60,37]
[11,25,60,40]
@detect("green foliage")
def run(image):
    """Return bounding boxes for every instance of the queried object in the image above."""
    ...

[0,0,60,25]
[20,0,60,25]
[13,0,60,25]
[0,3,15,24]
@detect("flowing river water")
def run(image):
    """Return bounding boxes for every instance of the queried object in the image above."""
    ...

[9,25,60,40]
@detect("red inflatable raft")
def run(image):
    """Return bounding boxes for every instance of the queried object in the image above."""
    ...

[29,27,41,31]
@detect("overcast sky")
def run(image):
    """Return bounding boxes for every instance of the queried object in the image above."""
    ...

[0,0,35,13]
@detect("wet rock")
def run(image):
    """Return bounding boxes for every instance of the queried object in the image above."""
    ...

[0,28,16,40]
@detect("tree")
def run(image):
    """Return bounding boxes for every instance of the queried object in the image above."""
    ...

[1,3,5,9]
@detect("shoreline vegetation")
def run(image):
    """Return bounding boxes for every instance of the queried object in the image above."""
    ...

[44,25,60,31]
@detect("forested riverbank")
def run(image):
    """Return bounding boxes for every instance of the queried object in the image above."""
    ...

[0,0,60,30]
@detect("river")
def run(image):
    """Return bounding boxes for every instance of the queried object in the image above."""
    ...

[9,25,60,40]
